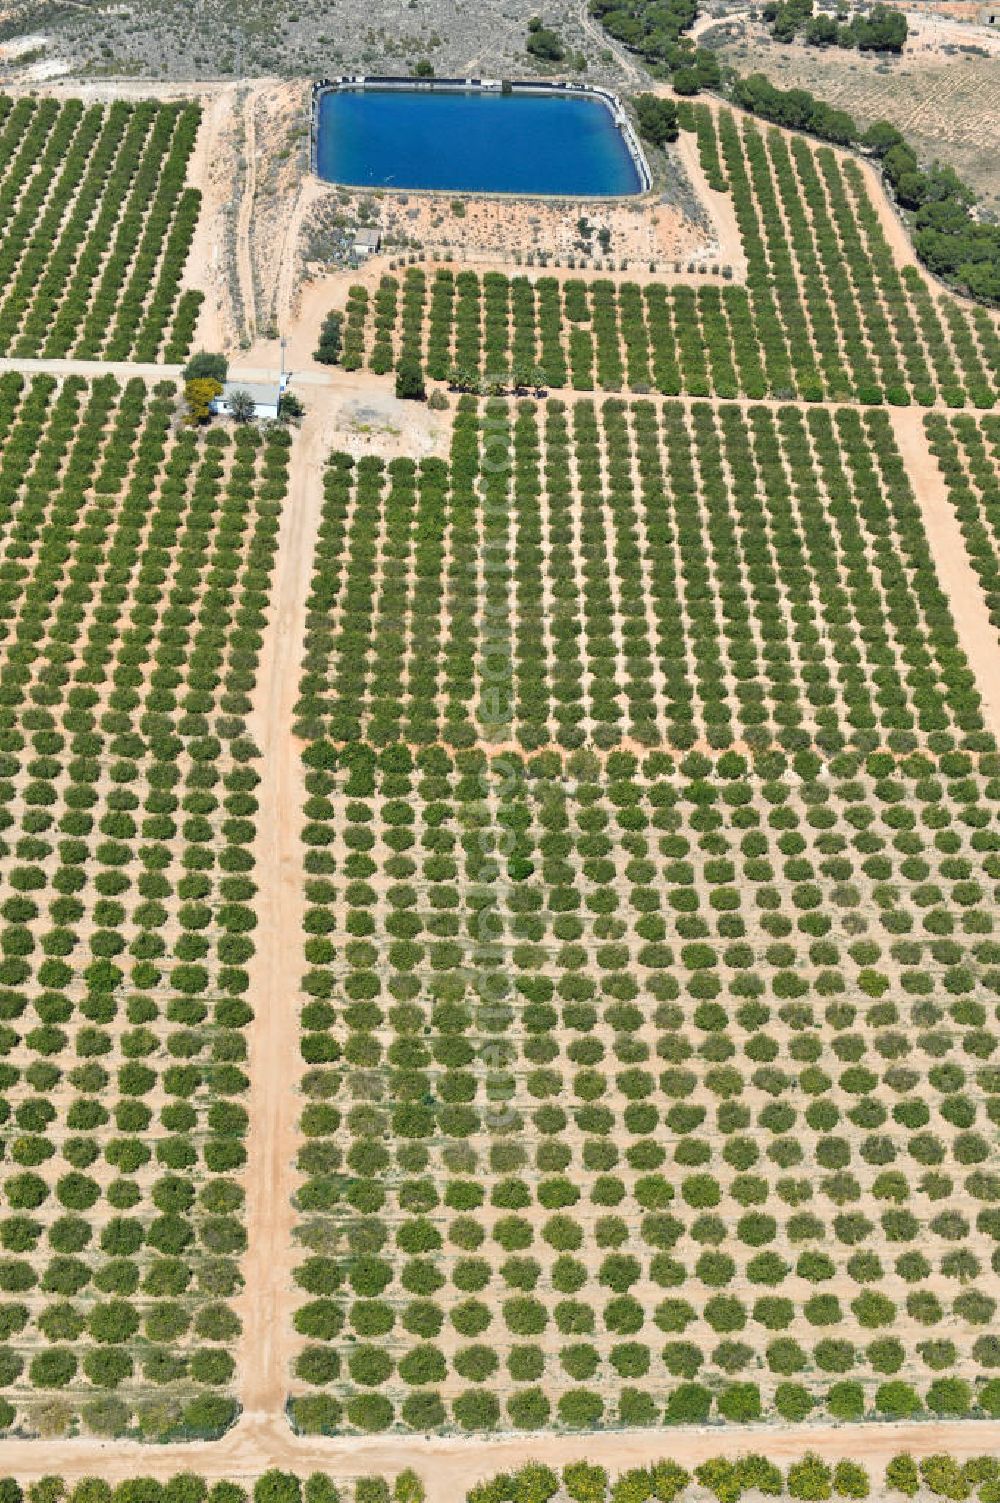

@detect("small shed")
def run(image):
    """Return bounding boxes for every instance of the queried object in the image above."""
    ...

[213,381,281,421]
[353,227,382,258]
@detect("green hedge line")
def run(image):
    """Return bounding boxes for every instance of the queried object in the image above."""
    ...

[0,1475,423,1503]
[470,1455,1000,1503]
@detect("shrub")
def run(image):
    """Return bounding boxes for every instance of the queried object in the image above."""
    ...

[452,1390,500,1431]
[788,1457,833,1501]
[395,359,425,401]
[184,352,227,383]
[775,1384,814,1422]
[716,1383,761,1422]
[634,95,679,147]
[664,1383,712,1424]
[563,1464,608,1503]
[884,1456,919,1497]
[557,1390,603,1428]
[833,1463,869,1499]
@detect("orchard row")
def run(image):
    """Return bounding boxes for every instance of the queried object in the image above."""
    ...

[294,397,987,754]
[0,96,200,363]
[471,1454,1000,1503]
[925,415,1000,638]
[0,376,288,1438]
[714,113,996,408]
[332,117,998,407]
[0,1461,995,1503]
[289,739,1000,1434]
[0,1477,417,1503]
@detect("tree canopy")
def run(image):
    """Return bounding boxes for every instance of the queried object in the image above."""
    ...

[183,377,222,426]
[589,0,714,91]
[183,351,228,383]
[526,16,566,59]
[729,73,999,306]
[731,74,857,144]
[634,93,680,147]
[228,388,256,423]
[395,357,426,401]
[315,311,342,365]
[762,0,907,52]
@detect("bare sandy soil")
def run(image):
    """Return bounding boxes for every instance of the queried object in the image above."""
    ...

[246,81,316,335]
[0,356,185,378]
[1,72,999,1479]
[675,123,746,277]
[0,76,239,102]
[305,180,720,277]
[235,87,259,341]
[183,87,234,351]
[232,393,327,1418]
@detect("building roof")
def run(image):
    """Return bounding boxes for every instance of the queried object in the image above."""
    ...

[219,381,281,408]
[354,227,382,248]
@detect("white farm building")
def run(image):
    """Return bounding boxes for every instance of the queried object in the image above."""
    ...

[213,380,282,421]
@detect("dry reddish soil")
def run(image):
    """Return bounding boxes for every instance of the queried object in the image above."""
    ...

[0,76,998,1486]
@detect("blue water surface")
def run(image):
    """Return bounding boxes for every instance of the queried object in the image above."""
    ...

[315,87,642,196]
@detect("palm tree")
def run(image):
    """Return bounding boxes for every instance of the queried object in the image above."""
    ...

[229,388,256,423]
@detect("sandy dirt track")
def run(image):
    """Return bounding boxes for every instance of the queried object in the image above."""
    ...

[185,86,238,352]
[889,406,1000,740]
[0,356,185,379]
[233,369,445,1419]
[233,389,327,1417]
[236,87,259,339]
[0,1415,997,1492]
[272,177,326,334]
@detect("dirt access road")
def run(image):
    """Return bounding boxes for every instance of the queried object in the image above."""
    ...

[889,406,1000,739]
[232,360,443,1420]
[0,356,184,380]
[0,1414,997,1493]
[235,86,259,340]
